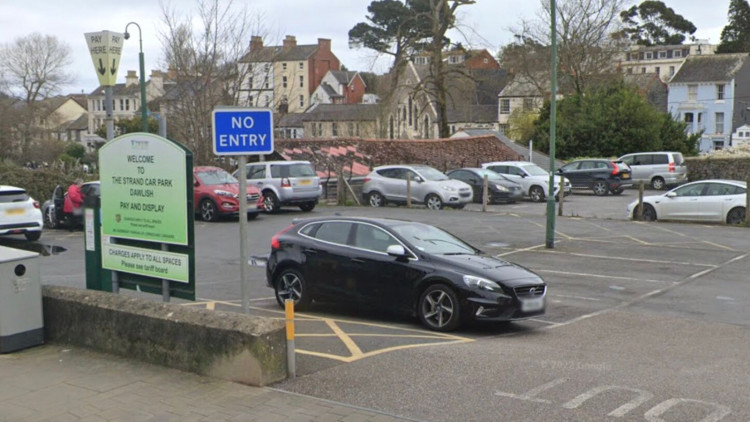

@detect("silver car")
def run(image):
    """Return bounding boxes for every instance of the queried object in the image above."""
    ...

[617,151,687,190]
[234,160,322,213]
[362,165,473,210]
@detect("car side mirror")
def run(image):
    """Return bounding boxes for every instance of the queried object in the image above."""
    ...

[666,192,677,198]
[386,244,407,257]
[194,181,199,187]
[556,169,563,174]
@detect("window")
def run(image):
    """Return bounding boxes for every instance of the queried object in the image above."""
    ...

[263,77,269,89]
[315,222,353,245]
[282,76,287,88]
[659,51,667,58]
[299,62,304,70]
[641,67,646,73]
[483,58,489,64]
[348,122,354,135]
[299,95,304,108]
[355,123,360,137]
[282,63,287,71]
[125,99,130,111]
[246,165,265,179]
[523,98,534,111]
[408,98,413,125]
[717,84,725,100]
[645,52,652,59]
[688,85,697,101]
[119,99,124,110]
[627,67,633,74]
[500,99,510,114]
[674,50,682,58]
[684,113,694,123]
[669,66,675,76]
[353,224,398,253]
[332,122,338,137]
[299,75,304,88]
[716,112,724,134]
[655,67,660,76]
[264,96,270,107]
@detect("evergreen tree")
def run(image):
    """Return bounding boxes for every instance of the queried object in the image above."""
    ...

[717,0,750,53]
[619,1,696,46]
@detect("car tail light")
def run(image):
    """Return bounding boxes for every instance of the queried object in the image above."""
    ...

[610,162,619,176]
[668,162,675,172]
[271,224,294,250]
[363,177,371,183]
[33,201,40,209]
[281,178,291,187]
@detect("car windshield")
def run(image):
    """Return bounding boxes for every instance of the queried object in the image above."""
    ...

[391,222,476,255]
[415,166,449,181]
[197,170,237,185]
[521,164,549,176]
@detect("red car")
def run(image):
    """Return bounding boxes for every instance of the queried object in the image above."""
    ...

[193,166,263,221]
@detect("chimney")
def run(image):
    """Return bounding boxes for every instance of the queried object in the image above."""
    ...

[250,35,263,52]
[150,70,164,93]
[283,35,297,51]
[167,67,177,79]
[318,38,331,52]
[125,70,138,87]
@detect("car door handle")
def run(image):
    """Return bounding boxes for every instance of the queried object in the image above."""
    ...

[350,257,366,263]
[304,248,319,254]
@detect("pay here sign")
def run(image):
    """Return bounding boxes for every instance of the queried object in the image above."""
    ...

[212,108,274,155]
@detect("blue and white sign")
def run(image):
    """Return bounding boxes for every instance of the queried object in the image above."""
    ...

[212,108,274,155]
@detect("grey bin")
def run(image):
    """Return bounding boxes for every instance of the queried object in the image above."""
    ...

[0,245,43,353]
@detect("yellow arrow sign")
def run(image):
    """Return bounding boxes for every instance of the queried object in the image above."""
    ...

[84,31,124,87]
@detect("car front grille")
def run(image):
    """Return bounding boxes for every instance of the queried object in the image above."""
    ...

[515,285,546,297]
[459,191,472,198]
[246,193,260,201]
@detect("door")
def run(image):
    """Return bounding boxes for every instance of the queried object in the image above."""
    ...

[658,183,706,220]
[245,164,266,190]
[701,182,741,222]
[303,221,356,300]
[559,161,586,188]
[450,170,481,200]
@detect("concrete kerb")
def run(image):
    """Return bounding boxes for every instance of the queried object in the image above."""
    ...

[41,285,287,386]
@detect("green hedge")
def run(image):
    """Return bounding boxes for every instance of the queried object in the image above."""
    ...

[0,162,94,203]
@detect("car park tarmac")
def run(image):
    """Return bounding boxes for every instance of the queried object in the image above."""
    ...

[7,192,750,421]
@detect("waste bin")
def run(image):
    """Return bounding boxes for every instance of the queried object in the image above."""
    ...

[0,245,43,353]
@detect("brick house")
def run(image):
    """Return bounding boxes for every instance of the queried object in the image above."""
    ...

[311,70,366,105]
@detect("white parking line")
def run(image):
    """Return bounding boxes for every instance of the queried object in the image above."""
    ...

[536,269,670,284]
[535,249,716,267]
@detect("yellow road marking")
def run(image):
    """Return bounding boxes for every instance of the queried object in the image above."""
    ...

[296,338,472,363]
[325,318,363,358]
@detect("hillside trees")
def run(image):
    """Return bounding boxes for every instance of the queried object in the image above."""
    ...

[716,0,750,53]
[530,82,698,159]
[618,1,697,46]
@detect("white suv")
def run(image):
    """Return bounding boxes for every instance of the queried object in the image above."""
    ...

[481,161,571,202]
[235,160,322,213]
[362,165,473,210]
[0,185,43,241]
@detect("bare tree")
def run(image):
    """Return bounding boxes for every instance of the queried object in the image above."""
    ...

[0,33,72,160]
[503,0,628,96]
[158,0,264,166]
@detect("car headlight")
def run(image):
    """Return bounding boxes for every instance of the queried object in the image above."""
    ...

[214,190,235,198]
[494,184,509,192]
[441,185,457,192]
[462,275,501,291]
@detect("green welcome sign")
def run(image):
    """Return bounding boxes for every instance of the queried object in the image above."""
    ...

[100,133,188,245]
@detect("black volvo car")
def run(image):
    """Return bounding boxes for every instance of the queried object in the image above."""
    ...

[266,216,547,331]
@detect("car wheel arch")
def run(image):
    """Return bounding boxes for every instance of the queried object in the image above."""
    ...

[412,278,460,315]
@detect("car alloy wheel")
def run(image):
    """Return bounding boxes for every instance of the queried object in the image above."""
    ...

[638,204,657,221]
[368,191,384,207]
[200,199,219,221]
[263,192,280,213]
[45,207,58,229]
[593,180,610,196]
[529,186,545,202]
[274,269,311,310]
[299,202,315,212]
[419,285,461,331]
[651,177,665,190]
[425,194,443,210]
[727,207,746,225]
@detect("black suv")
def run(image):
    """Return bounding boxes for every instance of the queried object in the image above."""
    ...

[556,159,632,196]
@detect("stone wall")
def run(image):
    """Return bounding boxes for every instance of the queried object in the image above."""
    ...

[685,156,750,182]
[42,286,287,386]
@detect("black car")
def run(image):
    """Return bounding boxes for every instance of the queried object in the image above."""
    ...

[266,216,547,331]
[42,181,100,229]
[556,159,632,196]
[446,168,524,204]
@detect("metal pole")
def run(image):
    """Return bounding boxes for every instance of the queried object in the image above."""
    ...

[239,155,249,314]
[557,176,564,216]
[105,86,114,141]
[285,299,296,378]
[406,174,412,208]
[161,243,170,302]
[482,174,488,212]
[545,0,558,249]
[125,22,148,132]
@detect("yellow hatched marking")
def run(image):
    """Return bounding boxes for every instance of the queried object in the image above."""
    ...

[325,319,362,358]
[296,338,472,363]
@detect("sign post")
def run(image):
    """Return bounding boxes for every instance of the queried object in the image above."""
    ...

[212,108,274,314]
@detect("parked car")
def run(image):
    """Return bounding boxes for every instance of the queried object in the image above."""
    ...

[627,179,747,224]
[481,161,571,202]
[617,151,687,190]
[194,166,263,221]
[556,159,633,196]
[0,185,43,241]
[446,168,523,204]
[266,216,547,331]
[362,165,473,210]
[42,181,100,230]
[234,160,321,213]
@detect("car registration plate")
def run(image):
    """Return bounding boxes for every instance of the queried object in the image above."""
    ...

[622,173,630,179]
[5,208,25,216]
[521,297,545,312]
[298,179,312,186]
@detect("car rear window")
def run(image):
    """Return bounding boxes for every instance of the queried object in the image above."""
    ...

[272,163,316,178]
[673,153,684,166]
[0,189,29,203]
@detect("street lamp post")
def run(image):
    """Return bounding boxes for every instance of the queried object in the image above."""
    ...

[124,22,148,132]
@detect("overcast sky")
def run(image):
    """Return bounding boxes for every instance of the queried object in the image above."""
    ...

[0,0,732,95]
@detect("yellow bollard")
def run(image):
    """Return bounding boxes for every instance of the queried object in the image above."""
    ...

[285,299,296,378]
